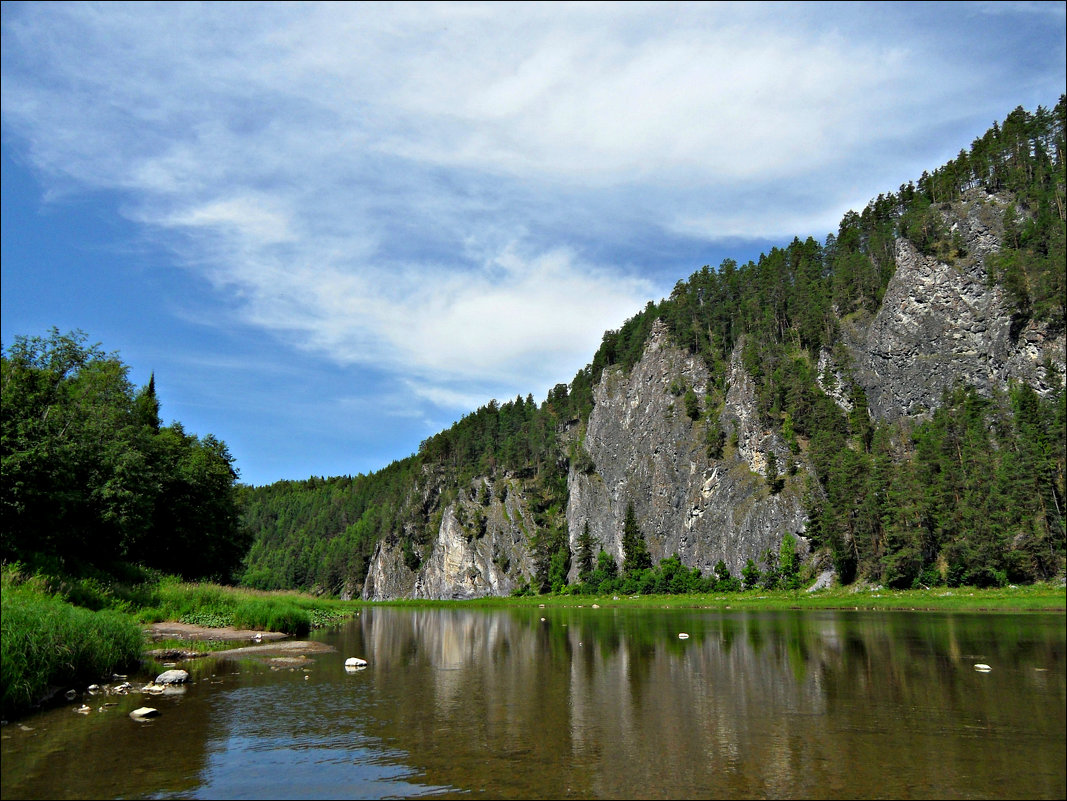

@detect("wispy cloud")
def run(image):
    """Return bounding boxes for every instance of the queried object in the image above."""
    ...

[3,1,1064,415]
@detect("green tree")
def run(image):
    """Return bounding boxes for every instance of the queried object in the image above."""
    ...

[765,451,782,494]
[1,329,246,580]
[621,502,652,574]
[778,532,800,590]
[741,558,761,590]
[575,521,597,582]
[683,387,701,420]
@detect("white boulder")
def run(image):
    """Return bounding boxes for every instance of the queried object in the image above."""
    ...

[155,669,189,685]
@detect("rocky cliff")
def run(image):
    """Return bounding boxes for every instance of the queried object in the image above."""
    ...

[362,475,538,600]
[565,323,808,581]
[364,324,810,599]
[842,189,1065,420]
[360,185,1064,600]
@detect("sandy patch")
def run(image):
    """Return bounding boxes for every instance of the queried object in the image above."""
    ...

[147,621,291,642]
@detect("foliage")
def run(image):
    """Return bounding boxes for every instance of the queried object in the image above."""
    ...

[1,568,143,718]
[621,502,652,574]
[1,329,247,581]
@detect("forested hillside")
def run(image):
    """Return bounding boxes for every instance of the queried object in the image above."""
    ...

[238,100,1065,598]
[8,101,1058,598]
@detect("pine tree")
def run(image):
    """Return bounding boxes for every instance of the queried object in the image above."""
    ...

[621,502,652,574]
[575,521,597,581]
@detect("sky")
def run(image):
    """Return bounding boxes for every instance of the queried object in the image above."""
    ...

[2,1,1065,487]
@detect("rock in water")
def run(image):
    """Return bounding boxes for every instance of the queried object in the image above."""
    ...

[154,669,189,684]
[129,707,160,720]
[345,657,368,668]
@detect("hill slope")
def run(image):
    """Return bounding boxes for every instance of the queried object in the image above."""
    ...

[239,100,1066,599]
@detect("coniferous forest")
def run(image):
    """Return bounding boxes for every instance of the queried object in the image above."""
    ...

[3,100,1065,596]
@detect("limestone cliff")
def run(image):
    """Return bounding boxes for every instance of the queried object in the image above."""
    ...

[358,190,1063,600]
[362,476,537,600]
[565,323,808,580]
[841,189,1065,420]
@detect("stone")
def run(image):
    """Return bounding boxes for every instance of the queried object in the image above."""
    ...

[806,570,835,593]
[974,664,992,672]
[345,657,368,668]
[154,669,189,685]
[678,633,690,639]
[129,707,159,720]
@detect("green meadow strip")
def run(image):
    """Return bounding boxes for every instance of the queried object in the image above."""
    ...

[367,582,1065,613]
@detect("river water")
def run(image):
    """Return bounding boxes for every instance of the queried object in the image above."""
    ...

[2,607,1064,799]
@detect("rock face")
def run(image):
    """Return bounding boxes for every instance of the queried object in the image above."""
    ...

[362,476,537,600]
[358,189,1064,599]
[566,323,808,580]
[843,190,1065,420]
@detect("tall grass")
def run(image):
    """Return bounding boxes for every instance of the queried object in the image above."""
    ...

[137,579,359,636]
[1,582,143,718]
[0,563,359,720]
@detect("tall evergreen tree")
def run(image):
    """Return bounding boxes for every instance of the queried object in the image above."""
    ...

[621,502,652,574]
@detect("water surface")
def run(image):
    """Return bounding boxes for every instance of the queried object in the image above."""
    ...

[2,607,1064,799]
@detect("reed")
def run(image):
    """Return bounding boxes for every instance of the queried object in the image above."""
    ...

[1,582,143,718]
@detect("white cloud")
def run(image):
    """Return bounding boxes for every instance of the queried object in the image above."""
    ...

[2,1,1064,415]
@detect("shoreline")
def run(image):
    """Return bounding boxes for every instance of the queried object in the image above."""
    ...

[366,582,1067,613]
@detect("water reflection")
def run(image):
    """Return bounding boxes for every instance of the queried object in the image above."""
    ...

[2,609,1064,800]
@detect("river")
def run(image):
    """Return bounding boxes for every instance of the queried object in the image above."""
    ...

[2,607,1064,799]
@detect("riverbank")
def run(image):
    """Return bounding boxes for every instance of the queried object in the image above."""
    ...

[3,565,1062,720]
[0,565,360,719]
[372,580,1067,613]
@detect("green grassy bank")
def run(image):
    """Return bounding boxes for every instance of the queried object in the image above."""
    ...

[0,564,358,719]
[372,581,1067,613]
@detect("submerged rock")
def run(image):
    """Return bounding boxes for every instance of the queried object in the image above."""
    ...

[129,707,159,720]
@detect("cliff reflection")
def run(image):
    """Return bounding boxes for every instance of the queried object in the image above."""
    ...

[2,609,1061,800]
[348,607,1065,799]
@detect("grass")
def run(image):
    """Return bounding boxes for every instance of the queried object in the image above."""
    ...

[1,577,143,719]
[136,579,359,636]
[370,581,1066,613]
[0,564,360,719]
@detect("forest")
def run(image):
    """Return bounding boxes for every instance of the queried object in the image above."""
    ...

[1,331,248,581]
[3,100,1065,597]
[238,99,1066,596]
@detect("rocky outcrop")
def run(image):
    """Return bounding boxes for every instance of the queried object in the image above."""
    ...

[843,190,1065,420]
[565,322,808,580]
[357,190,1063,599]
[362,477,536,600]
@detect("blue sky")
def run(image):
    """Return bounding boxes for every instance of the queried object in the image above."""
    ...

[3,1,1065,487]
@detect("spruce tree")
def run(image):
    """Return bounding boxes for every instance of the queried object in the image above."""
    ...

[621,502,652,574]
